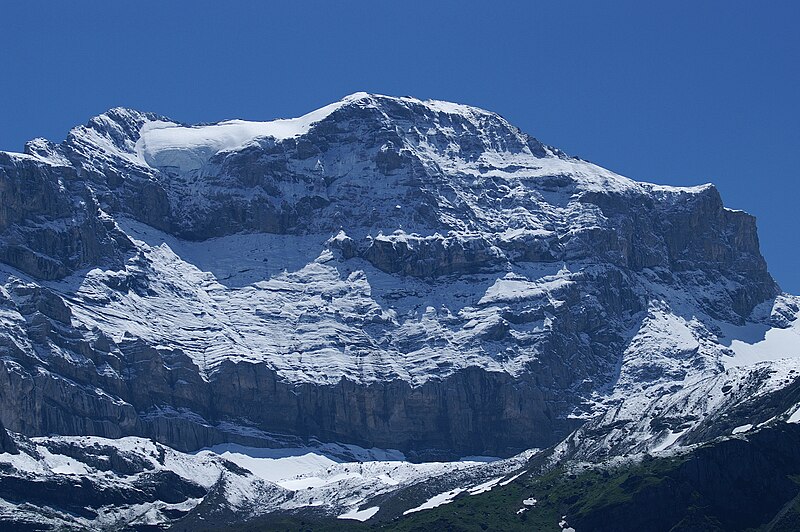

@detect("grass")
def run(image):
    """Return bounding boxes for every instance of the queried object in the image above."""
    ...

[202,425,800,531]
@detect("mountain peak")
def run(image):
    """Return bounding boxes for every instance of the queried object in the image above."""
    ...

[53,93,533,175]
[334,91,509,124]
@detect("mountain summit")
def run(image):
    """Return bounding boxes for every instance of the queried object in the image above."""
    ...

[0,94,797,528]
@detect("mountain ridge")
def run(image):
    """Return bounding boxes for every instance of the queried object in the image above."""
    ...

[0,93,796,529]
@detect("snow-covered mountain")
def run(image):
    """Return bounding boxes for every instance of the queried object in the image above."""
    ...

[0,421,532,529]
[0,93,798,529]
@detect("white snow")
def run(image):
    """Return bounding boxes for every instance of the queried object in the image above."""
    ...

[196,442,525,517]
[478,272,573,306]
[0,450,46,474]
[787,407,800,424]
[136,94,366,172]
[337,506,380,521]
[467,476,505,495]
[403,488,466,515]
[203,444,339,485]
[48,218,588,385]
[558,292,799,458]
[732,424,753,434]
[560,517,576,532]
[460,455,502,463]
[0,433,531,530]
[720,308,800,368]
[651,428,689,453]
[499,471,526,486]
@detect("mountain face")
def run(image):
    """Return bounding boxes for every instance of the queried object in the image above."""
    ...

[0,93,798,529]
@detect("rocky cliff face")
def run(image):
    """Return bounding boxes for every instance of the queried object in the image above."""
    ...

[0,93,790,463]
[0,152,131,279]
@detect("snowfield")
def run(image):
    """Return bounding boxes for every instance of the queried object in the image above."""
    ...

[136,94,365,173]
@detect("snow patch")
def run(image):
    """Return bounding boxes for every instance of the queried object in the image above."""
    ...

[337,506,379,521]
[721,311,800,368]
[203,444,339,485]
[479,273,573,305]
[403,488,465,515]
[651,428,690,453]
[499,471,526,486]
[467,476,504,495]
[136,95,362,172]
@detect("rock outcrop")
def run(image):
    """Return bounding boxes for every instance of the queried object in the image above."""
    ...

[0,93,788,461]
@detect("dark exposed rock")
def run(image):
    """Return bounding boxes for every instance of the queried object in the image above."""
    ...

[570,424,800,532]
[0,153,129,279]
[0,419,17,455]
[361,234,505,277]
[205,362,580,459]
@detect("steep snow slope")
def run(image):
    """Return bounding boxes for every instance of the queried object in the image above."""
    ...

[58,217,566,383]
[558,292,800,460]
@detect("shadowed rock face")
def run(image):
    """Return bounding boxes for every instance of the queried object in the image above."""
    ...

[0,94,783,458]
[0,307,585,457]
[0,153,131,279]
[0,420,17,455]
[0,347,576,457]
[204,363,581,459]
[568,424,800,532]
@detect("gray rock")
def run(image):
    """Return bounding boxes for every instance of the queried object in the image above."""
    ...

[0,93,785,461]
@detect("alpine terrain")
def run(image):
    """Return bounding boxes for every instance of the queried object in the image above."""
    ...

[0,92,798,530]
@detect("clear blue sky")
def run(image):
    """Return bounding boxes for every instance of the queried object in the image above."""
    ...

[2,1,798,292]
